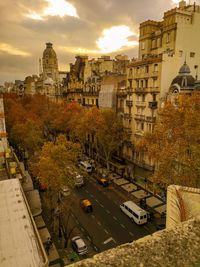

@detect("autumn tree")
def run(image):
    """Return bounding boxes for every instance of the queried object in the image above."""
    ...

[31,134,81,198]
[138,92,200,188]
[96,109,125,169]
[76,107,103,156]
[9,119,44,156]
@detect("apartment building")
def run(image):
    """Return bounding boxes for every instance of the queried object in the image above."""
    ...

[121,0,200,179]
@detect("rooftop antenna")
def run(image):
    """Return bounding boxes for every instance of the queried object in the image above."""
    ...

[39,58,42,76]
[194,65,198,80]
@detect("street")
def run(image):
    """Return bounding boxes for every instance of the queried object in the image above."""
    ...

[63,176,151,255]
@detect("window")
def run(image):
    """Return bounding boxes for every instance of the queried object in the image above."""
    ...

[141,123,144,131]
[153,94,156,101]
[145,66,149,73]
[154,64,158,72]
[141,42,145,50]
[190,52,195,58]
[166,32,170,43]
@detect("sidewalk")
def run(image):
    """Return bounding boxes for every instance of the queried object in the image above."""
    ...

[111,175,166,218]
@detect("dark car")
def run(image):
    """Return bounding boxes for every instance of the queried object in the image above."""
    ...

[97,178,109,187]
[156,223,166,230]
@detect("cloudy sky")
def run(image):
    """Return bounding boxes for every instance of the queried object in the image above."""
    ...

[0,0,183,84]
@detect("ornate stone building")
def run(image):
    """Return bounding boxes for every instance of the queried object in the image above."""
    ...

[120,1,200,180]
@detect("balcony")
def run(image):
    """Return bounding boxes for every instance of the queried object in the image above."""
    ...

[117,89,127,97]
[146,116,156,123]
[148,87,159,93]
[124,127,132,136]
[126,100,133,107]
[149,101,158,109]
[117,107,124,113]
[124,113,132,119]
[135,87,146,93]
[127,87,134,94]
[135,114,145,121]
[136,101,146,107]
[82,91,99,96]
[134,130,144,137]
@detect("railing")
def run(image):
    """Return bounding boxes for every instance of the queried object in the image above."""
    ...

[148,101,158,109]
[126,100,133,107]
[124,127,132,135]
[134,114,145,120]
[134,130,144,137]
[146,116,156,123]
[124,113,132,119]
[117,107,124,113]
[117,89,127,97]
[136,101,146,107]
[82,91,99,96]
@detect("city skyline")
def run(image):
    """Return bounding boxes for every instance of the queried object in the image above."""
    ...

[0,0,187,84]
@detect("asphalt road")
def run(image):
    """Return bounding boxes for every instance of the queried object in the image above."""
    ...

[71,177,150,252]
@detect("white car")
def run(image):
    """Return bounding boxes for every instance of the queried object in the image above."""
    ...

[71,236,88,255]
[59,186,70,197]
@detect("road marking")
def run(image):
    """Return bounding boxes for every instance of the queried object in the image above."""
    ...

[94,246,98,251]
[114,201,118,205]
[80,227,85,232]
[87,236,91,241]
[104,229,109,234]
[129,232,134,236]
[85,189,89,193]
[100,203,104,208]
[91,214,95,219]
[97,221,102,226]
[71,213,75,218]
[106,210,110,214]
[103,237,113,244]
[144,226,149,231]
[113,216,117,221]
[120,223,125,229]
[95,199,99,203]
[75,219,79,224]
[90,194,94,197]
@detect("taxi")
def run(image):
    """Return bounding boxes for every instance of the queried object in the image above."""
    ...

[97,178,109,187]
[80,199,93,212]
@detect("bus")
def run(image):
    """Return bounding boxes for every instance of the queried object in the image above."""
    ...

[120,200,147,225]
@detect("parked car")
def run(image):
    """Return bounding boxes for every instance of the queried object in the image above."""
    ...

[71,236,88,255]
[97,178,109,187]
[59,185,70,197]
[80,199,93,212]
[156,223,166,230]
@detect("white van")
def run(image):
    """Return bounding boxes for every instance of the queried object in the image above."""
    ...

[79,161,92,173]
[120,201,147,225]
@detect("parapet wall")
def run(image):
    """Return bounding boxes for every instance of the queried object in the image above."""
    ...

[69,216,200,267]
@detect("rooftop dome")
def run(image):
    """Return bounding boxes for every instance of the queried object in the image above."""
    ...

[43,42,57,58]
[171,62,195,88]
[179,61,191,75]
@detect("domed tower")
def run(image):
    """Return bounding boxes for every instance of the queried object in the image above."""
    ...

[168,61,195,100]
[42,42,59,82]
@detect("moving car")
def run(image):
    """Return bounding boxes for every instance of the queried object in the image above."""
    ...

[71,236,88,255]
[97,177,109,187]
[75,174,84,188]
[80,199,93,212]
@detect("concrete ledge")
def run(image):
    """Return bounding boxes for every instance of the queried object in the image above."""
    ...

[68,216,200,267]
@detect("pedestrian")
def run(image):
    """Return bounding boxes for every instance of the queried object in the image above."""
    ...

[45,237,52,255]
